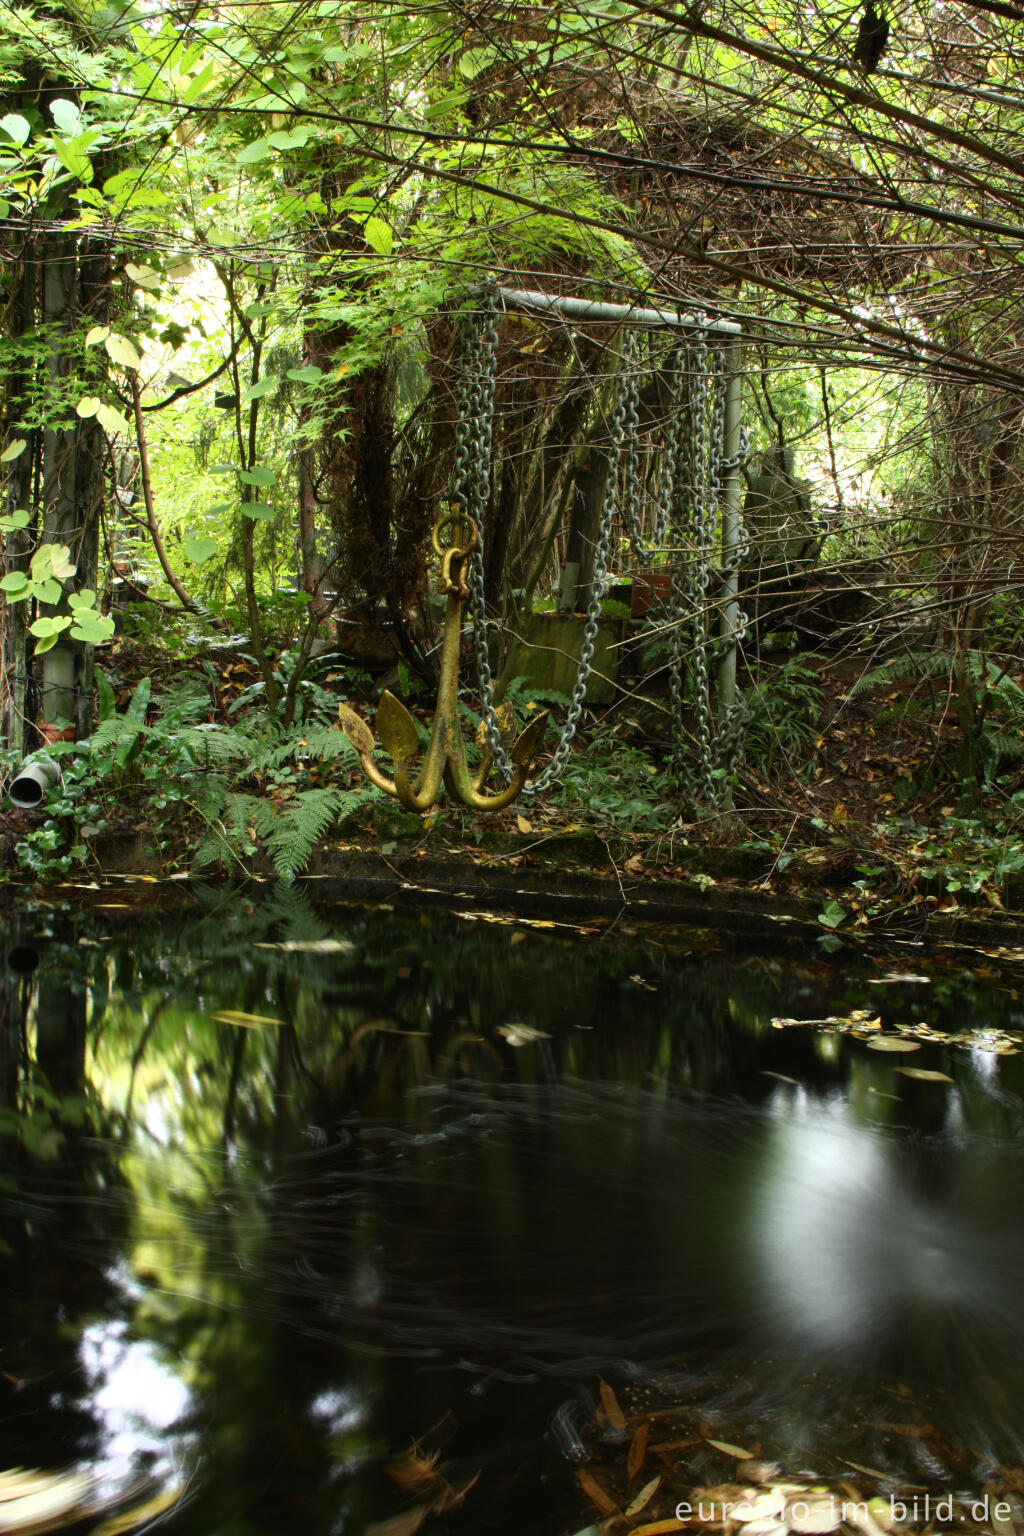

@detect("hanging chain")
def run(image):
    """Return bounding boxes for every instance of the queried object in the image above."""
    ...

[522,342,638,797]
[452,287,748,803]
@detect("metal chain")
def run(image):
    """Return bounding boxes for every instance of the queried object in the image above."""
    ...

[523,349,637,797]
[453,289,749,802]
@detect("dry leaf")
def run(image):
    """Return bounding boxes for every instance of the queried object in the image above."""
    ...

[577,1469,618,1516]
[624,854,644,876]
[866,1037,920,1053]
[599,1380,627,1435]
[627,1422,650,1481]
[896,1067,954,1082]
[626,1476,662,1517]
[632,1520,688,1535]
[516,814,532,834]
[387,1451,440,1493]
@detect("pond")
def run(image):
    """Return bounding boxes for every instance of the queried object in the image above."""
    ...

[3,886,1024,1536]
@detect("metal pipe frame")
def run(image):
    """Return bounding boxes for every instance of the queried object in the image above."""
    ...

[497,286,742,336]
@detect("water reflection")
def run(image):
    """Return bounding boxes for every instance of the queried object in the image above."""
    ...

[3,893,1024,1532]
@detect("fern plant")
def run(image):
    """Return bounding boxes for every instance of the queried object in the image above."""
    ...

[850,647,1024,782]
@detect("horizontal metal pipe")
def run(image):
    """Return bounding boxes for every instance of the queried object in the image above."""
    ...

[497,286,742,335]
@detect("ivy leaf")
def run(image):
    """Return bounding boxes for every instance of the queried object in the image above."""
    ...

[0,572,30,596]
[363,215,394,255]
[0,113,30,146]
[104,333,142,369]
[30,614,74,639]
[184,536,218,564]
[68,588,98,610]
[76,396,102,418]
[70,609,115,643]
[1,438,27,462]
[85,325,110,346]
[0,509,30,531]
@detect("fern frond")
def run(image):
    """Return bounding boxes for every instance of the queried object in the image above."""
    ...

[848,649,956,696]
[262,787,350,881]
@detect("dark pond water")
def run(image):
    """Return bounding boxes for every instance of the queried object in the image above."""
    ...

[3,886,1024,1534]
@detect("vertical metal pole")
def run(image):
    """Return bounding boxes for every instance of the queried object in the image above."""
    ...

[718,337,743,723]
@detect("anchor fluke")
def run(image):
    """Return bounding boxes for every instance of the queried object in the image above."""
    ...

[511,711,550,767]
[376,690,420,763]
[337,702,375,757]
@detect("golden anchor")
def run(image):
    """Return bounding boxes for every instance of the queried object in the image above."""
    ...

[338,513,548,813]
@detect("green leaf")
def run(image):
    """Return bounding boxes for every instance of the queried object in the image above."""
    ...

[0,509,30,531]
[817,899,847,930]
[96,403,132,435]
[34,578,63,605]
[1,438,27,462]
[0,113,30,146]
[241,502,274,520]
[70,611,115,643]
[182,60,216,103]
[32,631,60,654]
[239,466,275,486]
[68,588,97,610]
[363,215,394,255]
[85,325,110,346]
[286,365,323,384]
[50,98,81,134]
[125,675,152,723]
[459,46,497,78]
[53,137,92,181]
[236,138,271,164]
[240,378,276,402]
[184,536,218,564]
[30,614,74,639]
[104,332,142,369]
[96,668,116,721]
[0,572,30,596]
[76,396,102,418]
[125,262,160,290]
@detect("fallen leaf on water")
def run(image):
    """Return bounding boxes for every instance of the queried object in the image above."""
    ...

[628,1422,650,1481]
[738,1520,788,1536]
[761,1072,799,1085]
[213,1010,285,1029]
[626,1477,662,1517]
[866,1037,920,1053]
[496,1023,550,1047]
[896,1067,954,1082]
[706,1438,755,1459]
[599,1379,627,1435]
[254,939,353,953]
[577,1468,618,1516]
[733,1490,787,1522]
